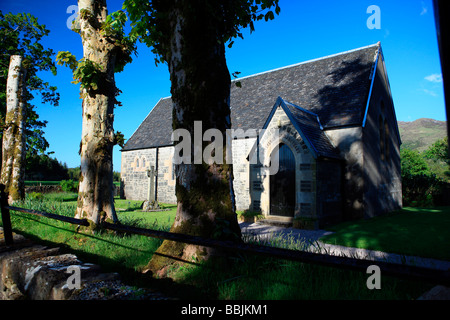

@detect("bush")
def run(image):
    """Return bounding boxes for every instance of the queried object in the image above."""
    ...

[60,179,79,193]
[400,147,449,206]
[27,192,44,201]
[401,172,450,207]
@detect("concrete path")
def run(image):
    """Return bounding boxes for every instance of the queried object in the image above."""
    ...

[239,222,450,271]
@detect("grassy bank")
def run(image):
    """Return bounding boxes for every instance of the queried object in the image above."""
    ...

[1,193,438,299]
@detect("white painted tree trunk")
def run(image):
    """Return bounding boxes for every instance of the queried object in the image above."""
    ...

[74,0,118,225]
[1,55,27,203]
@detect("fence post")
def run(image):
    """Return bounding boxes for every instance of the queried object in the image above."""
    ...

[0,184,14,245]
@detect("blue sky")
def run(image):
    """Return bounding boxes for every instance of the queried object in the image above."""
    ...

[0,0,445,171]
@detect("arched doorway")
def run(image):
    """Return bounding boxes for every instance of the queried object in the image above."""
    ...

[270,143,296,217]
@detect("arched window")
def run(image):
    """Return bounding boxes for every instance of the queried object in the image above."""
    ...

[136,158,139,168]
[142,158,146,168]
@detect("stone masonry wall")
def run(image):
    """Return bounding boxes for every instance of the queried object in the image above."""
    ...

[120,147,176,204]
[121,139,255,211]
[231,137,256,211]
[249,106,316,217]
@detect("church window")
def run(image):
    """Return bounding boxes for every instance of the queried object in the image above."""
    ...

[300,163,311,171]
[253,180,262,191]
[253,200,261,211]
[142,158,146,168]
[300,180,312,192]
[136,158,140,168]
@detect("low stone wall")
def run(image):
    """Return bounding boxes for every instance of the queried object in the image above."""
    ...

[24,185,120,196]
[0,229,169,300]
[25,185,62,194]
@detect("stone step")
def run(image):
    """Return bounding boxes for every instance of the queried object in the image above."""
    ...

[257,216,293,228]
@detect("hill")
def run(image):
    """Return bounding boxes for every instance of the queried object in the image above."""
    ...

[397,118,447,152]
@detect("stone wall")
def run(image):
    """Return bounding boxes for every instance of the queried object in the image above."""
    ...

[231,137,256,211]
[120,147,176,204]
[0,230,169,300]
[361,55,402,218]
[25,185,62,194]
[249,106,316,218]
[316,159,343,228]
[325,127,364,220]
[121,139,257,211]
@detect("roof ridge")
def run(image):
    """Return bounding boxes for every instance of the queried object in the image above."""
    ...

[232,42,381,82]
[282,99,324,130]
[282,99,318,117]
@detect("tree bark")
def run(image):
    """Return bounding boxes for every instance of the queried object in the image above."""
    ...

[1,55,27,203]
[145,1,242,277]
[74,0,119,226]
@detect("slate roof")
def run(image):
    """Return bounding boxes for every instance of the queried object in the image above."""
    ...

[281,99,341,159]
[122,43,380,153]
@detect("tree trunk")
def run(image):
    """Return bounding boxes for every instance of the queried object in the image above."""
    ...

[74,0,119,226]
[145,1,242,277]
[1,55,27,203]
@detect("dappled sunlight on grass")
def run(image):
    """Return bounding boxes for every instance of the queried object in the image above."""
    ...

[1,193,437,300]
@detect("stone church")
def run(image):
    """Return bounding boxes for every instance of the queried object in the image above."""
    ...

[120,42,402,228]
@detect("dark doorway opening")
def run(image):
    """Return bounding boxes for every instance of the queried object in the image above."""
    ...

[270,143,295,217]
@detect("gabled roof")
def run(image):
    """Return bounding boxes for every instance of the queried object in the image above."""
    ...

[280,99,341,160]
[249,97,341,161]
[122,43,380,151]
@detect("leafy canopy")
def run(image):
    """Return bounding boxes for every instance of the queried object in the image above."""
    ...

[423,136,449,163]
[401,148,432,176]
[56,8,137,92]
[0,11,60,155]
[122,0,280,64]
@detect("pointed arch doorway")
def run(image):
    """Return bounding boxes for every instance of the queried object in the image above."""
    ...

[270,143,296,217]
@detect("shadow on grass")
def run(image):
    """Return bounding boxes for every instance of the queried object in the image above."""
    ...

[8,214,206,300]
[319,206,450,261]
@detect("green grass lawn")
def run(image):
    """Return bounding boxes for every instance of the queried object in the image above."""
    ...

[320,206,450,261]
[1,193,440,299]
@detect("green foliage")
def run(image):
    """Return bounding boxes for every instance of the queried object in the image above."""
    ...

[401,148,431,176]
[27,192,44,201]
[423,136,449,161]
[67,167,81,181]
[102,10,128,36]
[72,58,103,91]
[57,52,104,91]
[122,0,280,64]
[0,11,60,155]
[423,137,450,180]
[55,51,78,72]
[401,142,450,207]
[114,131,126,148]
[57,5,136,101]
[60,179,79,193]
[25,153,69,181]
